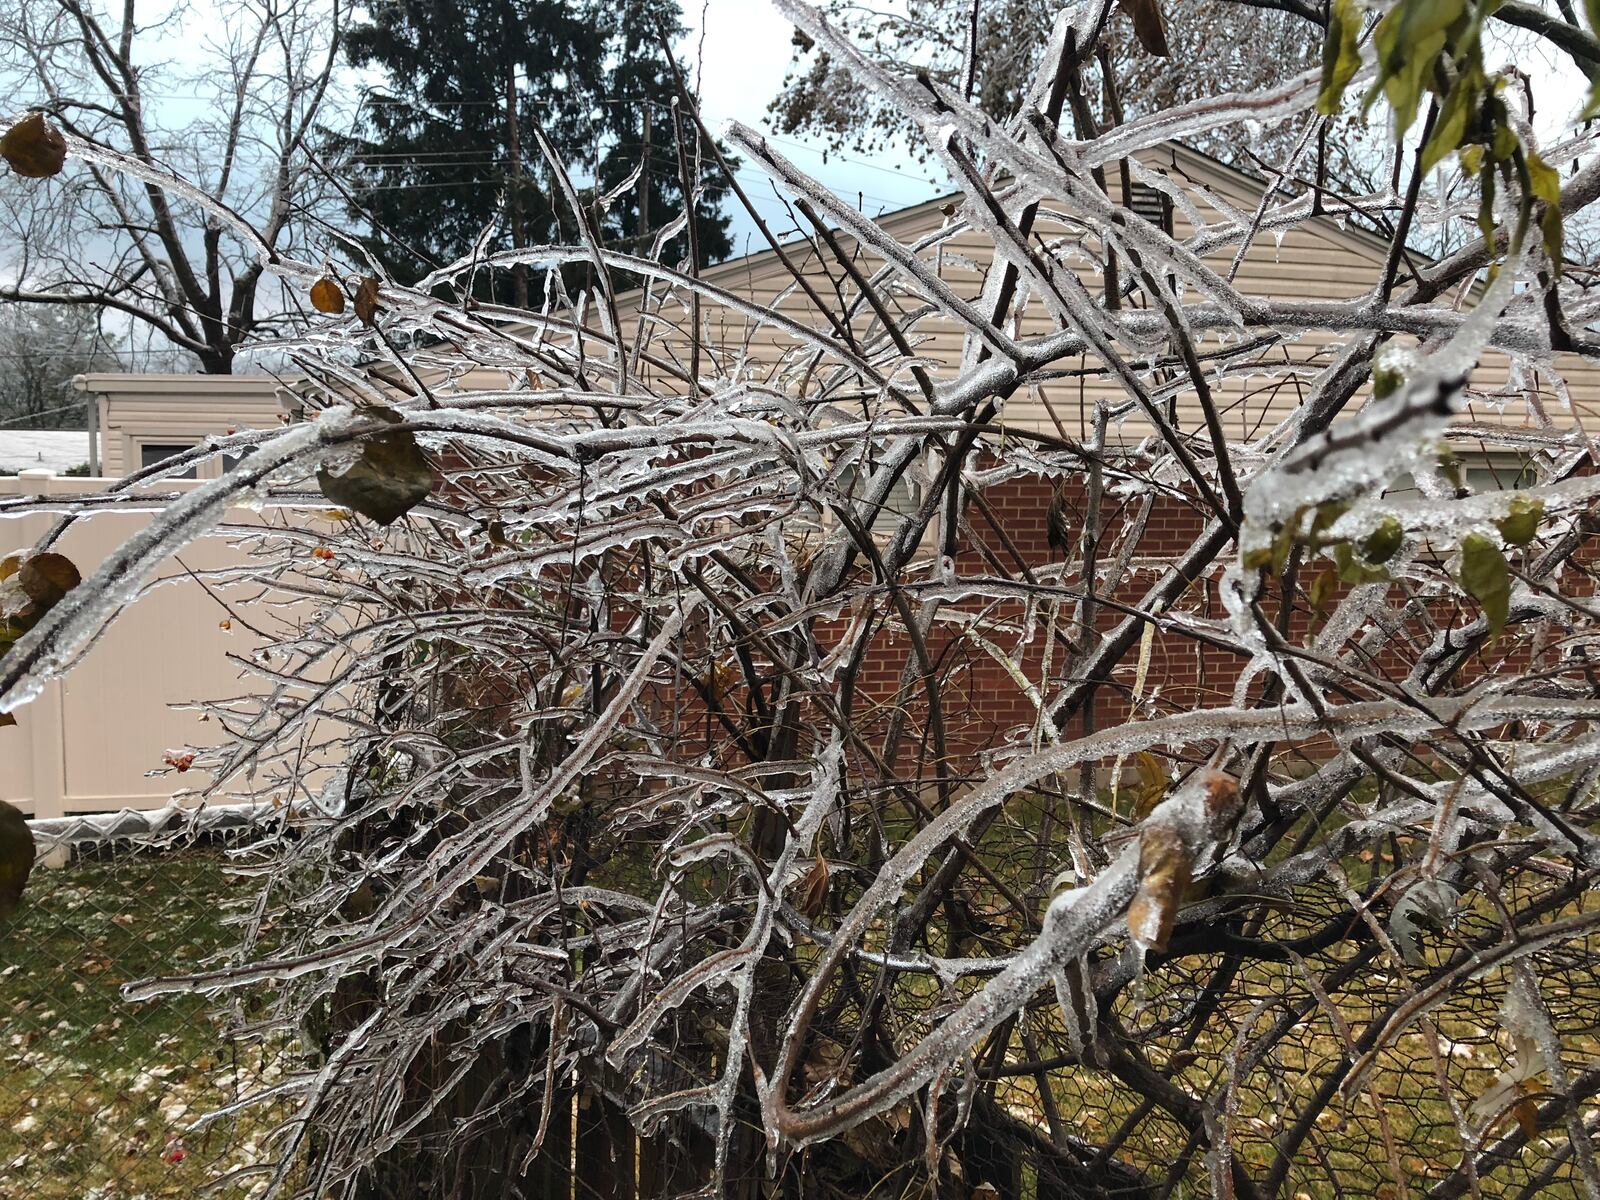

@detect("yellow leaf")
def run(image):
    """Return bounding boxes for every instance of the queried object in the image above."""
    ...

[1317,0,1363,115]
[1512,1096,1540,1138]
[1132,751,1168,819]
[310,277,345,315]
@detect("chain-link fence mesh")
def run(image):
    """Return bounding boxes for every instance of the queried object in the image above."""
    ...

[1,819,290,1200]
[5,808,1600,1200]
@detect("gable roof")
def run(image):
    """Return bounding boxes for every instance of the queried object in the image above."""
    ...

[656,141,1398,306]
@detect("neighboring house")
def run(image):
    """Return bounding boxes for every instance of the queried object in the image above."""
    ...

[606,141,1596,741]
[1,376,306,823]
[616,141,1593,449]
[71,372,296,478]
[9,143,1592,815]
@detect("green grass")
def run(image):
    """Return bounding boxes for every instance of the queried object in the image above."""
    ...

[0,846,290,1200]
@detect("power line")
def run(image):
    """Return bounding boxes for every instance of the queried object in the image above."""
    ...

[0,402,89,427]
[341,159,924,214]
[23,86,947,188]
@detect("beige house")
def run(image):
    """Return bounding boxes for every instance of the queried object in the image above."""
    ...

[3,378,309,821]
[72,371,296,478]
[7,143,1586,819]
[614,142,1591,460]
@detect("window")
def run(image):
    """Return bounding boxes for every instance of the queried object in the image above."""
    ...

[1464,457,1535,493]
[838,461,933,545]
[1128,183,1174,236]
[140,443,197,479]
[1382,452,1534,500]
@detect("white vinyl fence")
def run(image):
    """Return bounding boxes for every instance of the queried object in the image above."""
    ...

[0,469,318,820]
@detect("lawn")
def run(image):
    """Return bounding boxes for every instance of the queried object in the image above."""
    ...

[3,821,1595,1200]
[0,845,290,1200]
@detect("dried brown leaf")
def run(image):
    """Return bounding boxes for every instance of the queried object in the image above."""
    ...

[1128,825,1191,953]
[1118,0,1170,56]
[1,112,66,178]
[353,276,381,328]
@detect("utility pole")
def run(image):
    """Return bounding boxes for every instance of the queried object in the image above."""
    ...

[638,102,651,249]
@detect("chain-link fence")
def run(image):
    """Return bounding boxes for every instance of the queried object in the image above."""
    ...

[1,811,290,1200]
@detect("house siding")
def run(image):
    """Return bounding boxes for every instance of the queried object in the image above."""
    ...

[75,374,290,477]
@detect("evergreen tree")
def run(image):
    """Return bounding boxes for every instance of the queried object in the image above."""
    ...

[336,0,732,300]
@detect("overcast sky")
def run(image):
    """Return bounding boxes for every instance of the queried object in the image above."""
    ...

[678,1,950,256]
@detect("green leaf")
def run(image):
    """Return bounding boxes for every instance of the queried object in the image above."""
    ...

[1527,150,1564,268]
[1476,166,1498,246]
[1317,0,1364,115]
[316,410,434,526]
[1459,533,1510,636]
[1308,565,1338,616]
[1495,494,1543,547]
[1245,507,1307,574]
[1362,517,1405,565]
[1395,0,1469,46]
[1420,66,1480,176]
[1373,362,1406,399]
[1492,122,1518,162]
[1438,445,1465,491]
[1332,542,1391,585]
[1309,500,1350,546]
[1382,30,1447,137]
[1270,522,1298,575]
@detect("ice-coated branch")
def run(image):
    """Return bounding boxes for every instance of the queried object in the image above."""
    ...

[5,4,1600,1197]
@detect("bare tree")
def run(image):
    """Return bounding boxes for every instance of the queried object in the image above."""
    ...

[0,302,120,427]
[770,0,1330,166]
[0,0,342,373]
[5,0,1600,1197]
